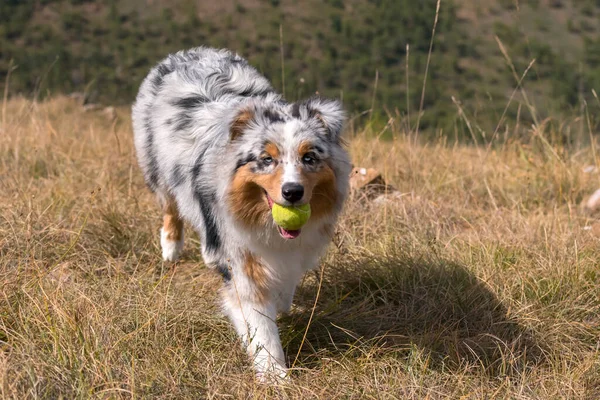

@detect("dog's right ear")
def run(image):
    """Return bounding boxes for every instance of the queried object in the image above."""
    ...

[292,97,345,143]
[230,109,254,141]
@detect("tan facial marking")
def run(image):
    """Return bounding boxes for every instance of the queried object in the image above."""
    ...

[228,164,283,227]
[163,197,184,241]
[297,141,338,218]
[264,142,280,158]
[298,140,313,157]
[305,163,338,220]
[243,251,269,304]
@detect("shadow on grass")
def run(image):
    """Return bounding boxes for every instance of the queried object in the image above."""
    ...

[282,253,547,376]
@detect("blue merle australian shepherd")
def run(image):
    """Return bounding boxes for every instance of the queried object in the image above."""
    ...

[132,47,351,381]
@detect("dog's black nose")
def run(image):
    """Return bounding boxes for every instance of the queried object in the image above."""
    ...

[281,183,304,203]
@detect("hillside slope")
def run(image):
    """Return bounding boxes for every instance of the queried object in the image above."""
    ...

[2,0,600,136]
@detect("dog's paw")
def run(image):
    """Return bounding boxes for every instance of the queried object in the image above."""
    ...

[255,364,289,384]
[160,228,184,262]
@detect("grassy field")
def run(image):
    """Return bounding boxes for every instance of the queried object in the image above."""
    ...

[1,96,600,398]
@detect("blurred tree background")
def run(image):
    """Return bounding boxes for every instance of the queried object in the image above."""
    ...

[2,0,600,139]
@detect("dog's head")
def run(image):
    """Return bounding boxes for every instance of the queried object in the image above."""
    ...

[227,96,349,239]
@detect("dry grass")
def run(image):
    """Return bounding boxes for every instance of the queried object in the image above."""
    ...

[1,96,600,399]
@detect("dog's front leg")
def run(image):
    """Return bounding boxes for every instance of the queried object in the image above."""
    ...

[222,286,287,382]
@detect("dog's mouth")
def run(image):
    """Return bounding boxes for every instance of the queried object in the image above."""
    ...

[265,192,301,240]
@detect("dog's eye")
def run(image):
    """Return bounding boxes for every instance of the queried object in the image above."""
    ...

[302,152,317,165]
[262,156,273,165]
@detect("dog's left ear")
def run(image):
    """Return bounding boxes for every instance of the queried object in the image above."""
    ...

[293,97,345,142]
[230,108,254,141]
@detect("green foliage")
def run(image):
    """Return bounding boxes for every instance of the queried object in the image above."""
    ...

[0,0,599,139]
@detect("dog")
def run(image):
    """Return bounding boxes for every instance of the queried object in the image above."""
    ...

[132,47,351,381]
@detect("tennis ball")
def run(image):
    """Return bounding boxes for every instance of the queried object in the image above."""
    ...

[271,203,311,230]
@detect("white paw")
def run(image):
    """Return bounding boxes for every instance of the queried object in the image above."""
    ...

[255,363,289,384]
[253,352,289,384]
[160,227,184,262]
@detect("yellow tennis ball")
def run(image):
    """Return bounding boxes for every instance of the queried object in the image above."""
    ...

[271,203,311,230]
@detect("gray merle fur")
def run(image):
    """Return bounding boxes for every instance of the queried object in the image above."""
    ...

[132,47,351,379]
